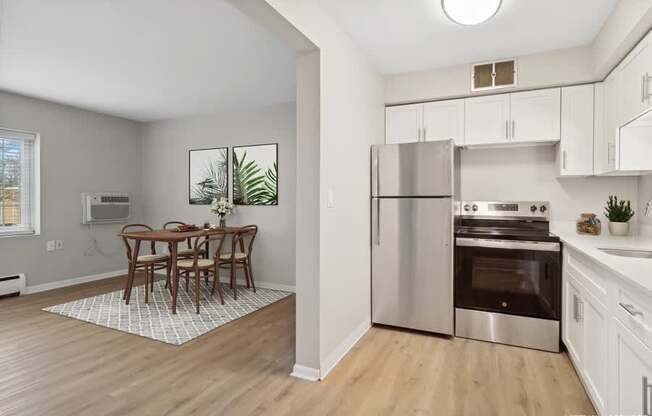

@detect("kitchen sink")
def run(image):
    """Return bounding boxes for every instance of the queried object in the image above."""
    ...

[598,248,652,258]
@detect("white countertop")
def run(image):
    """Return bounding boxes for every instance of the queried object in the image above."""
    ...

[550,222,652,294]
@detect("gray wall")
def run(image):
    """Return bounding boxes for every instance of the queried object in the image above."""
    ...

[141,102,296,289]
[0,91,143,287]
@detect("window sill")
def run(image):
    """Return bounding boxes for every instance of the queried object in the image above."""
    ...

[0,230,38,239]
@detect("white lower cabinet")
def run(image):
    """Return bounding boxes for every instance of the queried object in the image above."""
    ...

[563,247,652,416]
[562,267,608,415]
[582,289,609,413]
[563,272,584,366]
[611,318,652,416]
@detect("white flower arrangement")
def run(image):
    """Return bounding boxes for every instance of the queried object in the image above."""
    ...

[210,197,234,217]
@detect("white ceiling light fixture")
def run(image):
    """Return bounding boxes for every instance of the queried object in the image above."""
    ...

[441,0,502,25]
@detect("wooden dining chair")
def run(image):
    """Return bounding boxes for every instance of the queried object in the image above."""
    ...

[176,232,226,313]
[163,221,208,289]
[120,224,170,304]
[218,225,258,300]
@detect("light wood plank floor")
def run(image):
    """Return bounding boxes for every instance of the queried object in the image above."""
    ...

[0,275,595,416]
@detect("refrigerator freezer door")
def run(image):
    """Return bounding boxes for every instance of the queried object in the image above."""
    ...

[371,197,453,334]
[371,140,453,197]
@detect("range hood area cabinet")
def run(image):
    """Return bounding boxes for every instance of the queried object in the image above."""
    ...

[465,88,561,146]
[386,88,561,148]
[385,100,465,146]
[556,84,595,177]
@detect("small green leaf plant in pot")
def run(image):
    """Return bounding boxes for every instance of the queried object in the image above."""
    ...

[604,195,635,236]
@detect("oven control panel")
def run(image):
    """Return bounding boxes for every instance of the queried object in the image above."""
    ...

[460,201,550,219]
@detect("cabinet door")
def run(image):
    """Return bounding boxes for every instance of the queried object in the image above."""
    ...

[423,99,465,146]
[464,94,510,145]
[593,83,608,175]
[582,290,609,415]
[619,31,652,125]
[563,273,584,367]
[385,104,423,144]
[611,318,652,416]
[510,88,561,143]
[558,85,594,176]
[603,71,620,171]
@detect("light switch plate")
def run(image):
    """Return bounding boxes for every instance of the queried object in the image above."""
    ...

[55,240,63,250]
[46,241,56,252]
[327,190,335,208]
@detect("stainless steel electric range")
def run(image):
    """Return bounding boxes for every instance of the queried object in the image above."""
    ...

[454,201,561,352]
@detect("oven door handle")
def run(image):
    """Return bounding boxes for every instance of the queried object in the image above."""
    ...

[456,238,560,252]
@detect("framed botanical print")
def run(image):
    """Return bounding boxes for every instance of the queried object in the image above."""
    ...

[188,147,228,205]
[232,143,278,206]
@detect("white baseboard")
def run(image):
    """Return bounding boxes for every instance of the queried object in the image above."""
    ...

[290,364,320,382]
[319,319,370,380]
[25,269,128,295]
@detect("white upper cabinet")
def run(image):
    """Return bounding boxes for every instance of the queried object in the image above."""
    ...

[423,99,465,146]
[385,104,423,144]
[558,85,594,177]
[464,94,510,145]
[618,30,652,125]
[510,88,561,143]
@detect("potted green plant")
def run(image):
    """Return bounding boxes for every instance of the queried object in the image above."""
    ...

[604,195,635,236]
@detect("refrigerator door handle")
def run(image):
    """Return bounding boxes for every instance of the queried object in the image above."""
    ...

[376,151,380,196]
[375,198,381,245]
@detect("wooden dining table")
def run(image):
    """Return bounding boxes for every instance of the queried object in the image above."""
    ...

[118,226,242,314]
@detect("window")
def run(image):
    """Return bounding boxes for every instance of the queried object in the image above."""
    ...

[0,128,40,236]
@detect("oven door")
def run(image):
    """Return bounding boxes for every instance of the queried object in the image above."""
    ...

[455,237,561,320]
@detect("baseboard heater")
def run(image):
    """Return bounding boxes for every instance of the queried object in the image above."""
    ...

[0,274,25,298]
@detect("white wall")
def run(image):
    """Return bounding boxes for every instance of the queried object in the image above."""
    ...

[140,102,296,290]
[461,146,639,225]
[592,0,652,78]
[385,46,595,104]
[237,0,385,379]
[0,91,143,288]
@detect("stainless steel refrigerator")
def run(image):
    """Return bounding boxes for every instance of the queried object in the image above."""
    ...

[371,139,459,335]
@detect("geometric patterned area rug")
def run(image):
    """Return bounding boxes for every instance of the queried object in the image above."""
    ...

[43,280,291,345]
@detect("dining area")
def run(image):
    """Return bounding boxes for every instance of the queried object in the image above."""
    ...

[119,222,259,315]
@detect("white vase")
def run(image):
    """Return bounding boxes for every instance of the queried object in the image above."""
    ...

[608,221,630,236]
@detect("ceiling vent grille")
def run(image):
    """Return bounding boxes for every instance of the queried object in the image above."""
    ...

[471,59,517,92]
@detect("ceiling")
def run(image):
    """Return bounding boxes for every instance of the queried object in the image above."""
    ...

[0,0,296,122]
[319,0,619,74]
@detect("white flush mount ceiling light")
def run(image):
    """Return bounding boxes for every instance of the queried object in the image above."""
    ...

[442,0,502,25]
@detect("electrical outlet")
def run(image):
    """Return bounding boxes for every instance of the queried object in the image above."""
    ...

[46,241,56,252]
[55,240,63,250]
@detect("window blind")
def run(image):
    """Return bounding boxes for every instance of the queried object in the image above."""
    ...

[0,128,38,236]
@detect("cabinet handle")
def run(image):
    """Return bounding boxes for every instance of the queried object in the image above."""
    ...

[643,74,647,103]
[645,73,651,103]
[423,127,427,141]
[562,150,567,170]
[620,302,644,318]
[511,120,515,139]
[505,120,509,140]
[643,376,651,416]
[573,294,579,322]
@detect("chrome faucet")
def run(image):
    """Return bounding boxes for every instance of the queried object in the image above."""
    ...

[646,196,652,216]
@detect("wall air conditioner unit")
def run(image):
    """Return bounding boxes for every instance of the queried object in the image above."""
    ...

[0,273,25,297]
[81,193,131,224]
